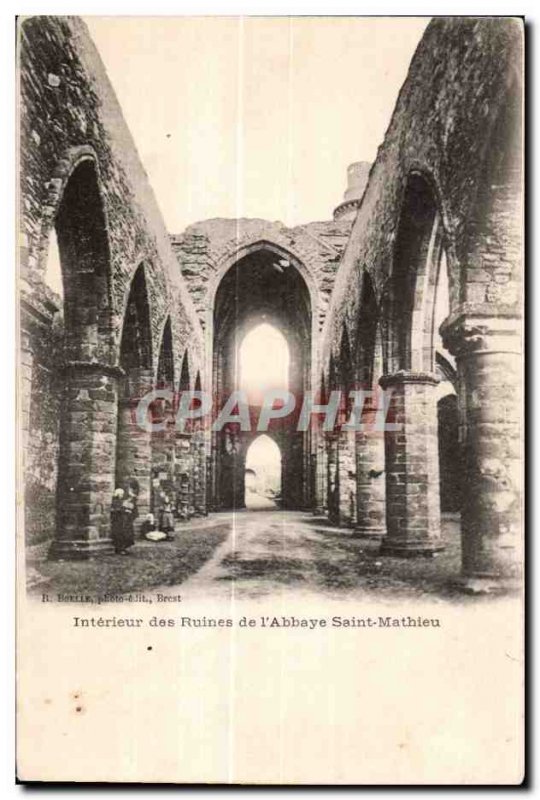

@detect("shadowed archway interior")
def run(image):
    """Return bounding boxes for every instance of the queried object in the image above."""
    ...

[211,248,311,511]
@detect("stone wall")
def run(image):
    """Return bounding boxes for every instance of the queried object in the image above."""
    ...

[19,16,204,371]
[19,15,524,586]
[170,217,352,333]
[19,16,205,546]
[318,17,523,586]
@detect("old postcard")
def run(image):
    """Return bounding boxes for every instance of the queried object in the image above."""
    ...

[16,15,524,784]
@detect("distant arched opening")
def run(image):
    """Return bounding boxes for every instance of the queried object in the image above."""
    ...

[244,435,281,510]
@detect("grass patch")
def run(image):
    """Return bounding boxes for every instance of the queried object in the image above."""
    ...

[308,520,475,598]
[27,526,229,597]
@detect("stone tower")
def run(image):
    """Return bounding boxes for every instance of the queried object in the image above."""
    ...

[333,161,371,221]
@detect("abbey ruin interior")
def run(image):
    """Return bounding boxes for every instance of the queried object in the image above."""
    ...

[19,16,523,592]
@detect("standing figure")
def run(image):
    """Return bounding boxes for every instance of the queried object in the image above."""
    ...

[110,488,125,554]
[159,493,175,541]
[120,486,137,554]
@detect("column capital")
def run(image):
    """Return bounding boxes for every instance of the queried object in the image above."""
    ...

[379,371,439,389]
[440,312,522,359]
[61,360,125,379]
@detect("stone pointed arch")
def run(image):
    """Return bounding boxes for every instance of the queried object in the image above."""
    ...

[354,271,379,387]
[52,155,114,364]
[319,371,327,404]
[210,239,315,512]
[338,323,355,390]
[178,350,191,392]
[387,171,446,374]
[156,316,175,388]
[37,145,112,302]
[114,263,155,525]
[118,263,153,375]
[328,352,338,392]
[208,238,320,318]
[48,153,117,560]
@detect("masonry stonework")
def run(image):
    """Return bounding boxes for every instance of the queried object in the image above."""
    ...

[19,17,523,589]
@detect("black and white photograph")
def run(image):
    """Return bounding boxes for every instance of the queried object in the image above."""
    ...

[15,13,524,785]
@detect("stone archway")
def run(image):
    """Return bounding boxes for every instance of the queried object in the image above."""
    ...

[211,246,312,511]
[48,157,117,559]
[115,263,154,525]
[380,172,447,557]
[440,73,523,586]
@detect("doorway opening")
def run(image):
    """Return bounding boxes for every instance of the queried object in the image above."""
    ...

[244,434,281,510]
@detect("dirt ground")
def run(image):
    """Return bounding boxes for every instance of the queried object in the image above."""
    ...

[169,510,480,604]
[26,509,494,604]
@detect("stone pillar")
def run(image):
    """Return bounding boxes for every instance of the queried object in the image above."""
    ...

[354,395,386,537]
[442,315,522,589]
[206,454,213,512]
[314,437,328,515]
[379,371,443,556]
[282,433,304,509]
[208,434,219,512]
[303,437,314,510]
[150,395,177,518]
[326,433,339,524]
[175,432,192,519]
[336,429,357,526]
[115,369,153,526]
[192,431,207,516]
[49,362,121,559]
[151,404,176,477]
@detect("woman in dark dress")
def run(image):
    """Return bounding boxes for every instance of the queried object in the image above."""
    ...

[120,487,137,554]
[111,488,126,554]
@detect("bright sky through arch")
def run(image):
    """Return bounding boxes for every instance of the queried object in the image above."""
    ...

[239,323,289,396]
[84,17,429,232]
